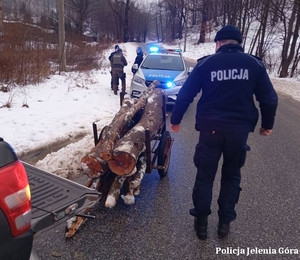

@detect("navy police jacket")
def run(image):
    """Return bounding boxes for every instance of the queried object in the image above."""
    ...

[171,44,278,133]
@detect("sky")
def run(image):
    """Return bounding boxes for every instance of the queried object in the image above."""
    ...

[1,41,299,180]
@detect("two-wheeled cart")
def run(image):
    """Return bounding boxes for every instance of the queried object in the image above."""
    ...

[66,95,173,238]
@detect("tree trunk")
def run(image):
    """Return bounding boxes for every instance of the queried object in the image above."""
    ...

[198,0,208,44]
[155,17,160,42]
[100,80,161,160]
[290,41,300,77]
[198,20,206,43]
[81,98,137,177]
[249,23,261,55]
[57,0,66,72]
[159,8,164,42]
[121,155,146,205]
[279,0,300,77]
[81,155,108,178]
[183,2,189,52]
[108,88,166,176]
[123,0,130,42]
[256,0,270,58]
[105,175,126,208]
[0,0,3,32]
[240,0,249,37]
[105,155,146,208]
[81,80,161,177]
[99,98,138,160]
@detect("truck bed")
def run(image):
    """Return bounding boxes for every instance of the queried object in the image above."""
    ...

[23,162,99,234]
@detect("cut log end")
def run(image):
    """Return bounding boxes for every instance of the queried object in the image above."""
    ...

[108,152,136,175]
[81,156,106,178]
[99,151,112,161]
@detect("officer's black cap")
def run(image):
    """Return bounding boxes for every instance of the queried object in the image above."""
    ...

[214,25,242,44]
[115,45,120,50]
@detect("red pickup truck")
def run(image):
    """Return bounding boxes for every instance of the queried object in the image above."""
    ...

[0,138,99,260]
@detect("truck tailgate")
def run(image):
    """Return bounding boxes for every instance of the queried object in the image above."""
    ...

[23,162,99,234]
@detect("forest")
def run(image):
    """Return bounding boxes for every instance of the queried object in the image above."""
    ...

[0,0,299,86]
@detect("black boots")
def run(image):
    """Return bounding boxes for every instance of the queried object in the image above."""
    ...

[218,222,230,239]
[194,218,230,240]
[194,217,208,240]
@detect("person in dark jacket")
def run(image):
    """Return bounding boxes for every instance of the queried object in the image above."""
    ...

[132,47,144,74]
[108,45,128,95]
[170,25,278,240]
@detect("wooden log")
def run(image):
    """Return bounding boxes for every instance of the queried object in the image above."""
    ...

[66,169,116,238]
[105,155,146,208]
[100,80,161,161]
[121,155,146,205]
[81,156,108,178]
[81,80,161,177]
[81,125,110,178]
[105,175,127,208]
[108,88,166,175]
[81,98,138,177]
[65,177,101,238]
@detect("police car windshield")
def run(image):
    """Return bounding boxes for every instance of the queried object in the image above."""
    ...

[141,55,184,71]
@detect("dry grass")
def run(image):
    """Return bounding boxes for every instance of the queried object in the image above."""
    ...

[0,22,54,85]
[0,22,110,86]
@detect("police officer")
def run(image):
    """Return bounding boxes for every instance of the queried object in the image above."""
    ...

[108,45,128,95]
[170,25,278,240]
[132,47,144,74]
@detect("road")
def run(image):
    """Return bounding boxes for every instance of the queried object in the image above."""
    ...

[32,91,300,260]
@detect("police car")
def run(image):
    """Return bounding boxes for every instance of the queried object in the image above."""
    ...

[130,46,192,103]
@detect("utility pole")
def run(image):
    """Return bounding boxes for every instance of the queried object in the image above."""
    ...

[57,0,66,72]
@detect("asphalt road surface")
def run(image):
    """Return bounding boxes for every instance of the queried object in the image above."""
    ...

[32,92,300,260]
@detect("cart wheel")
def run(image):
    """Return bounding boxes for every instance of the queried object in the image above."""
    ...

[98,125,108,143]
[157,131,172,178]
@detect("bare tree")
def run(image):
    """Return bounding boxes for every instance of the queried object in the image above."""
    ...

[1,0,299,79]
[279,0,300,77]
[290,41,300,77]
[123,0,130,42]
[0,0,3,32]
[129,2,150,42]
[256,0,271,58]
[108,0,126,42]
[156,1,165,42]
[183,0,190,51]
[65,0,97,35]
[198,0,209,43]
[57,0,66,72]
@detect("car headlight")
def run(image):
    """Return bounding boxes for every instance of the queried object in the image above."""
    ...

[133,75,145,84]
[166,81,173,88]
[174,78,186,86]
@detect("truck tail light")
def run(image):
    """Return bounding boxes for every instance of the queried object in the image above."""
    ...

[5,185,31,209]
[0,161,32,237]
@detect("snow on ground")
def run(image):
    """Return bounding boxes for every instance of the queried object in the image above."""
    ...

[270,77,300,101]
[1,42,139,178]
[1,41,299,179]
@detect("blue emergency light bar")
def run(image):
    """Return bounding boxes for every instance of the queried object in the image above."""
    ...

[149,46,182,54]
[149,46,159,52]
[167,49,182,53]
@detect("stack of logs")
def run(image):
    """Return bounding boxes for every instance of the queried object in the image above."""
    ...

[81,80,167,208]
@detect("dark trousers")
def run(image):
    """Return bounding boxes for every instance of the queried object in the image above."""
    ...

[192,131,249,223]
[112,67,126,94]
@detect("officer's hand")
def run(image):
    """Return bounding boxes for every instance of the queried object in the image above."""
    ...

[259,128,272,136]
[170,124,180,133]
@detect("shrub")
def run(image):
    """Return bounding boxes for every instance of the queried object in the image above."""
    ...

[0,22,53,85]
[0,22,111,86]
